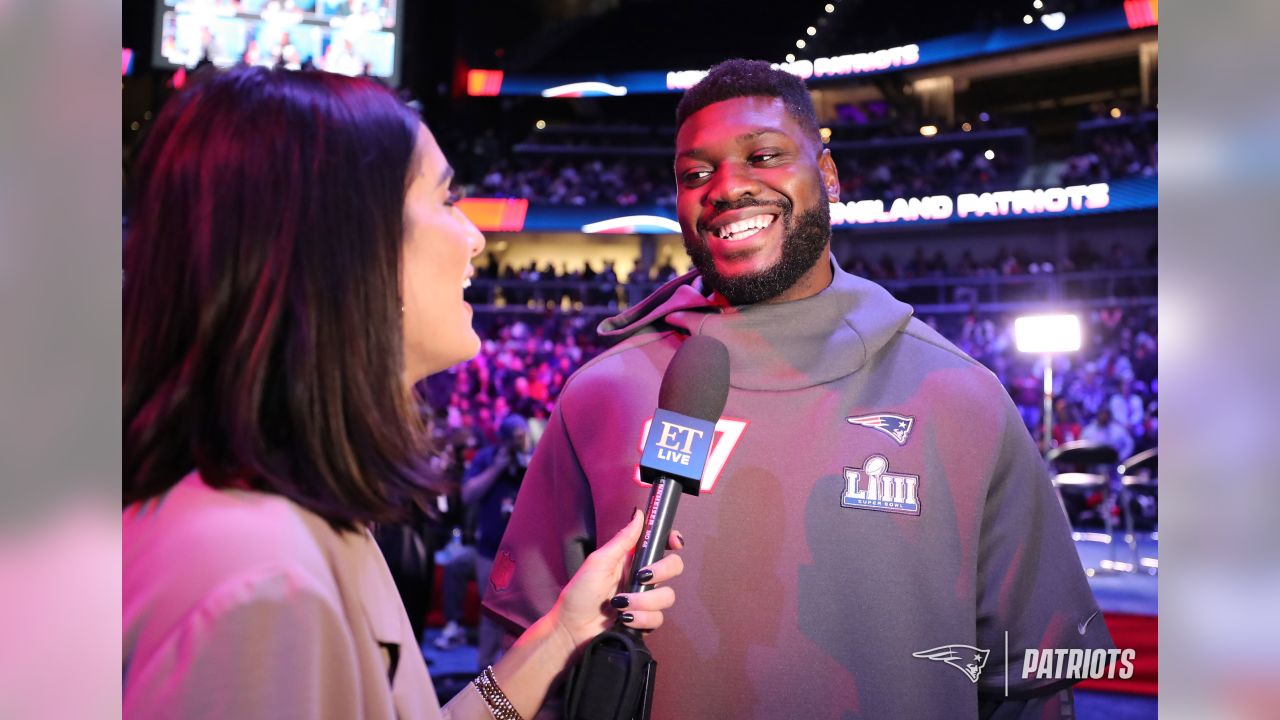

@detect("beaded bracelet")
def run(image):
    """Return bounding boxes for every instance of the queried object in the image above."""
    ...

[472,664,525,720]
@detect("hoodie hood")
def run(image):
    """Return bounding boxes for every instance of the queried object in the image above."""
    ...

[598,255,914,391]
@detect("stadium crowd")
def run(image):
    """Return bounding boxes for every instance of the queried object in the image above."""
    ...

[834,143,1023,203]
[459,116,1156,207]
[427,300,1156,465]
[473,156,677,207]
[460,239,1156,313]
[1060,113,1159,186]
[463,142,1023,207]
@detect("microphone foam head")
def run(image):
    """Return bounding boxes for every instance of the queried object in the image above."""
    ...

[657,335,730,422]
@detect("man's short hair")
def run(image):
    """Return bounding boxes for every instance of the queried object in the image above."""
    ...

[675,59,821,144]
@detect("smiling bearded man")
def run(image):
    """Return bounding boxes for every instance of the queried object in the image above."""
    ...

[486,59,1113,720]
[674,64,838,306]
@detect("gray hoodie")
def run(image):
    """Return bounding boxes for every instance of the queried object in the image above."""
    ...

[487,257,1112,719]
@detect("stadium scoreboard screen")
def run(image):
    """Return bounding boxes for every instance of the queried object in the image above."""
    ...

[153,0,402,84]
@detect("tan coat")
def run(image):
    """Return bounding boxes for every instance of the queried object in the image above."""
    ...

[124,474,443,719]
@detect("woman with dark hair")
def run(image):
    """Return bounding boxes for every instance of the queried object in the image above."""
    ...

[123,66,683,719]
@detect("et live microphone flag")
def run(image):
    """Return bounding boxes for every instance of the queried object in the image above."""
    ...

[630,335,729,592]
[638,333,729,486]
[564,335,730,720]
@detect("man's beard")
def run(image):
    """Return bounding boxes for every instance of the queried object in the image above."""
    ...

[685,197,831,306]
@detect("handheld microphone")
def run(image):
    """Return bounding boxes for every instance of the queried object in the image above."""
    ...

[629,335,729,592]
[563,335,730,720]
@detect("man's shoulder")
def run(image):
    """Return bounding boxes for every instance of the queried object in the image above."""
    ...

[895,317,988,371]
[873,318,1026,432]
[558,331,678,405]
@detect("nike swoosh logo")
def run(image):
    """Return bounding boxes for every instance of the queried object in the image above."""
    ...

[1078,609,1100,635]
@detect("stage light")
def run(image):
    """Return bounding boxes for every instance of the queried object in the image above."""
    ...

[984,149,996,160]
[1024,14,1033,24]
[807,26,817,36]
[962,122,972,132]
[786,53,796,63]
[919,125,938,137]
[825,3,835,11]
[1015,314,1081,354]
[819,127,832,143]
[979,112,990,122]
[535,119,546,130]
[1033,0,1043,8]
[1041,11,1066,30]
[796,39,806,48]
[131,121,140,131]
[1015,313,1082,453]
[1110,107,1122,118]
[541,81,628,98]
[1124,0,1159,29]
[466,69,505,96]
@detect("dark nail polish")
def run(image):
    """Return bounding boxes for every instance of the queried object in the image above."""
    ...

[610,595,630,609]
[636,568,654,583]
[675,531,685,546]
[619,612,635,624]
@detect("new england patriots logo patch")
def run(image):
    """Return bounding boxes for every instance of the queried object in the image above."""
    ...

[912,645,990,683]
[846,412,914,445]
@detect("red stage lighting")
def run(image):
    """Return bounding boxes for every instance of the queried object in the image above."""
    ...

[1124,0,1158,30]
[466,69,505,97]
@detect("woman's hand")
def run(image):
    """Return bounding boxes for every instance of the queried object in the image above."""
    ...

[446,510,684,719]
[546,508,685,653]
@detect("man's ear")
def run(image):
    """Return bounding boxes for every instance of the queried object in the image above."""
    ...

[818,148,841,203]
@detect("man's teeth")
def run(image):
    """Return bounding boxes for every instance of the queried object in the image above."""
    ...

[462,279,472,289]
[717,214,775,240]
